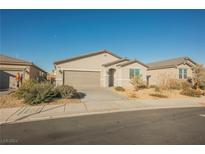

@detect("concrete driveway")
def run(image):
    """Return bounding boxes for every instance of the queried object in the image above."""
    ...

[78,87,128,103]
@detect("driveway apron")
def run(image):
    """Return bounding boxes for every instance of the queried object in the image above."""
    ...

[78,87,128,103]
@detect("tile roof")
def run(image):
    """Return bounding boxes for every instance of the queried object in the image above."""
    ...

[0,54,32,65]
[102,58,129,67]
[119,59,148,68]
[147,57,197,70]
[54,49,122,65]
[0,54,47,73]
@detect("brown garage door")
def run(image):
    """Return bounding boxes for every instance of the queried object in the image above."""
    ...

[63,70,100,88]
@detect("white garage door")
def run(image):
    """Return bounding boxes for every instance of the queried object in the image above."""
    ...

[63,70,100,88]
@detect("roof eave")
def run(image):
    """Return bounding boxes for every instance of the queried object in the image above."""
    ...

[0,62,47,74]
[120,60,148,68]
[148,65,176,70]
[102,58,129,67]
[54,50,122,65]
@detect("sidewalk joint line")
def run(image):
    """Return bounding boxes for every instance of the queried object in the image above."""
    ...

[64,103,67,112]
[82,102,88,112]
[17,106,27,116]
[5,106,25,123]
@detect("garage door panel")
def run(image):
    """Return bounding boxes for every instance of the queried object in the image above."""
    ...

[64,71,100,88]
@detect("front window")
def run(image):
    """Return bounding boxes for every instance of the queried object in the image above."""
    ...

[130,69,140,79]
[179,68,187,79]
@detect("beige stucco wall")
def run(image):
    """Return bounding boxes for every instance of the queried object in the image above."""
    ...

[147,67,177,86]
[119,63,147,88]
[102,60,129,87]
[177,64,193,78]
[148,64,193,86]
[29,65,46,80]
[0,64,27,70]
[55,52,120,86]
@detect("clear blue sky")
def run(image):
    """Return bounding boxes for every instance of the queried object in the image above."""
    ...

[1,10,205,72]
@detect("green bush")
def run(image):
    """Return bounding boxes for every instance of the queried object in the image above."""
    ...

[180,88,201,97]
[16,81,56,105]
[15,80,37,99]
[54,85,78,99]
[15,80,79,105]
[114,86,125,91]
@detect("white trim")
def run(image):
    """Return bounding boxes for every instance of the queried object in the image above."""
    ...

[61,68,101,72]
[118,79,130,81]
[128,67,141,69]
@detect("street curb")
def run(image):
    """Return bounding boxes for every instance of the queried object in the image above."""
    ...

[1,104,204,125]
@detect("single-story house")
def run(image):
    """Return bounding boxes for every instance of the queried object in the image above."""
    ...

[54,49,197,88]
[0,54,47,90]
[147,57,197,85]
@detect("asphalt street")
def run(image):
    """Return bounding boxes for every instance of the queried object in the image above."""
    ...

[1,107,205,145]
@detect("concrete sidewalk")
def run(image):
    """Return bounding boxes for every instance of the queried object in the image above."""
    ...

[0,97,205,124]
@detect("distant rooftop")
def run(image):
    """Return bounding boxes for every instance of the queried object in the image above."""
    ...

[0,54,47,73]
[0,54,32,65]
[147,57,197,70]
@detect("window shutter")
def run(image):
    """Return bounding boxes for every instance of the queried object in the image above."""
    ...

[184,69,187,79]
[130,69,134,79]
[179,69,182,79]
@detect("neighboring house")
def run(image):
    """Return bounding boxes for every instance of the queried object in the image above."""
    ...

[147,57,197,85]
[54,50,198,89]
[0,54,47,90]
[47,71,56,84]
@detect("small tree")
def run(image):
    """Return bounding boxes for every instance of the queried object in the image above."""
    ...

[193,64,205,89]
[130,75,145,91]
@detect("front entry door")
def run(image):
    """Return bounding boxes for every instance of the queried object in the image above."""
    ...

[109,69,115,87]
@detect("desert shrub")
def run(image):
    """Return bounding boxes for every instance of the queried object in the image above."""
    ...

[157,73,172,90]
[149,93,168,98]
[150,86,168,98]
[15,80,37,99]
[180,88,201,97]
[16,81,56,105]
[199,83,205,90]
[130,76,146,91]
[149,85,158,89]
[158,78,182,90]
[181,81,192,90]
[15,81,78,105]
[192,64,205,89]
[138,84,148,89]
[128,92,137,98]
[54,85,78,99]
[114,86,125,91]
[167,79,182,90]
[154,86,161,92]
